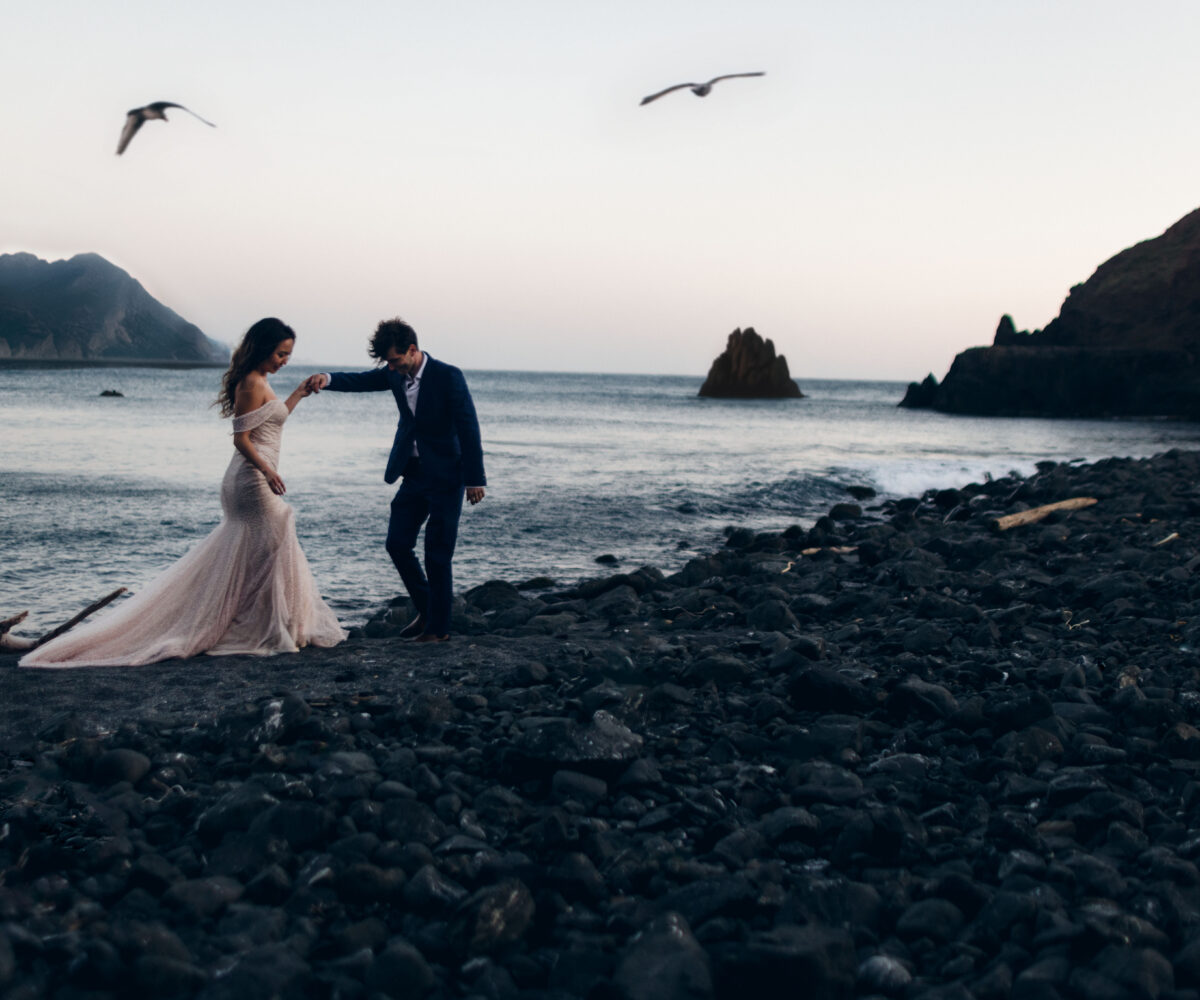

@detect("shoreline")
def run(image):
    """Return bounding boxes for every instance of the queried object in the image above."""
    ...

[4,449,1200,995]
[0,358,227,370]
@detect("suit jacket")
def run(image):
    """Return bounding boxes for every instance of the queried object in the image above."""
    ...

[326,354,486,487]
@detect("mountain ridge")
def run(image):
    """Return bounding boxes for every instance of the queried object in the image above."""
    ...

[0,252,228,365]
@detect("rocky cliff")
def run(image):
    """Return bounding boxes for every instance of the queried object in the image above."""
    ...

[698,327,803,399]
[0,252,228,364]
[900,207,1200,418]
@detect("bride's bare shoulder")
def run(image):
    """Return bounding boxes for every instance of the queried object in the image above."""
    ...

[234,371,270,417]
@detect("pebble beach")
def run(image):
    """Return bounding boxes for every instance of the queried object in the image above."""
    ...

[5,449,1200,998]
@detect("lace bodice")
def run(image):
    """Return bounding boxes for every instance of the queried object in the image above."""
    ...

[232,399,287,465]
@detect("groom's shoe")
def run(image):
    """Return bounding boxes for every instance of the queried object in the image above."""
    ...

[398,615,426,639]
[414,633,450,643]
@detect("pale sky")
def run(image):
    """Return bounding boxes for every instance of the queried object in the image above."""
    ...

[4,1,1199,378]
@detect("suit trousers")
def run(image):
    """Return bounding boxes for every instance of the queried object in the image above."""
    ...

[385,458,464,636]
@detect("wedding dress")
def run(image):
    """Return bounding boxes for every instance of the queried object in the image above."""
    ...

[21,400,346,668]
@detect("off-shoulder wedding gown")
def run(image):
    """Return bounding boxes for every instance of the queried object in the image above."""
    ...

[21,400,346,668]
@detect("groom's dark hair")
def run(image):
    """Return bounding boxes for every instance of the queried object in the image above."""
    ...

[370,318,418,361]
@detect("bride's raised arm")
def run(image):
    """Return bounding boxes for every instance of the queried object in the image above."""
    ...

[284,377,314,413]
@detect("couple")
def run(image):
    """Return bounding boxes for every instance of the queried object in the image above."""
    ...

[20,316,485,668]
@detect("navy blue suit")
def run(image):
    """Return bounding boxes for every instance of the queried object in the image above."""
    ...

[326,355,485,635]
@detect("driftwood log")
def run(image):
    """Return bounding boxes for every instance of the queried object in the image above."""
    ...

[991,497,1097,532]
[1,588,128,653]
[30,588,128,649]
[0,611,28,634]
[800,545,858,557]
[0,611,33,652]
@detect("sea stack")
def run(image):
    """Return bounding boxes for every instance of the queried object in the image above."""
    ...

[698,327,803,399]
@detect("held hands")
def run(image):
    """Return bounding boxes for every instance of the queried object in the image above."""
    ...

[285,376,321,412]
[295,371,480,506]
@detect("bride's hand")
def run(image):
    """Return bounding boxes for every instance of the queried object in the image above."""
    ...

[265,470,286,495]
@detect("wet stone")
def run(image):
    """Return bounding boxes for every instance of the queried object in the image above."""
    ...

[857,953,912,994]
[162,876,244,919]
[712,923,856,1000]
[365,937,436,998]
[451,879,536,956]
[92,748,152,786]
[198,943,314,1000]
[551,769,608,807]
[134,954,207,996]
[613,912,713,1000]
[509,711,643,777]
[402,864,468,913]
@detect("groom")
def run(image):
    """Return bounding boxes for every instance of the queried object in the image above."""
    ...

[306,318,485,642]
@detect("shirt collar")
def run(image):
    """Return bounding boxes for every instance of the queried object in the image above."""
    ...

[409,352,428,382]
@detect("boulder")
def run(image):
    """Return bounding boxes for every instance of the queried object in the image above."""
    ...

[698,327,803,399]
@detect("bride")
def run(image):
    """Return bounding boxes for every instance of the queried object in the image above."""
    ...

[21,318,346,668]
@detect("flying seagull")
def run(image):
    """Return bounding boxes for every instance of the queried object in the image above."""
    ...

[639,72,765,106]
[116,102,216,155]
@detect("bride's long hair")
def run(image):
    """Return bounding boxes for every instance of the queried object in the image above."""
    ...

[215,318,296,418]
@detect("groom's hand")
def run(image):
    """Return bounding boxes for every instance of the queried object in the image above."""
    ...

[466,487,485,505]
[305,373,330,393]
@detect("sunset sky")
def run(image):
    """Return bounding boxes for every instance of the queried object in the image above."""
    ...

[4,0,1199,378]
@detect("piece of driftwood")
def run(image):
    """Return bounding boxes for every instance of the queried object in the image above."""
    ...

[32,588,127,649]
[0,611,34,651]
[1154,532,1180,547]
[991,497,1097,532]
[781,546,859,572]
[0,635,35,652]
[0,611,28,634]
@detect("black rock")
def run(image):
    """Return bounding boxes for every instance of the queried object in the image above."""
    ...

[712,924,856,1000]
[787,665,873,712]
[92,748,151,786]
[508,711,644,777]
[450,879,536,956]
[365,938,436,997]
[613,912,713,1000]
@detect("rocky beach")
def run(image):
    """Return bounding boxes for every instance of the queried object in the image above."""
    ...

[5,449,1200,998]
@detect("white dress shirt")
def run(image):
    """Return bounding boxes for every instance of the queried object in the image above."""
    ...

[405,352,428,455]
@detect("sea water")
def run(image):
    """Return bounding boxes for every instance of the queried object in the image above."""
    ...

[3,365,1198,630]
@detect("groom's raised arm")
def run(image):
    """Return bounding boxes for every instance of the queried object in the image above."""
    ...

[309,369,391,393]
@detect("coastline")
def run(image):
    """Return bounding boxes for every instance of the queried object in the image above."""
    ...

[0,358,227,370]
[9,363,1200,636]
[4,449,1200,995]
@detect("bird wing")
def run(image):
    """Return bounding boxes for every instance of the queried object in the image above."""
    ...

[174,104,217,128]
[639,82,697,105]
[116,112,145,155]
[704,72,767,86]
[149,102,217,127]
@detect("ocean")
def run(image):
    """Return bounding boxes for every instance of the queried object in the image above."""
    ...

[3,364,1199,633]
